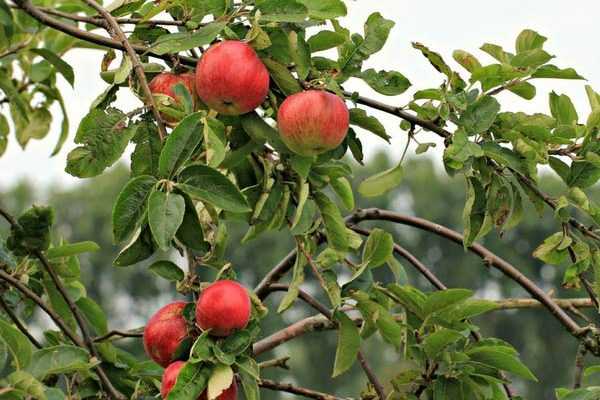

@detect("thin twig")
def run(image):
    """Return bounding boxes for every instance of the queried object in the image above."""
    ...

[259,379,345,400]
[81,0,167,142]
[93,327,144,342]
[0,294,42,348]
[258,356,290,370]
[573,343,587,389]
[37,6,188,26]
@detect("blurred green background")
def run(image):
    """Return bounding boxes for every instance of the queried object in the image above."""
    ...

[2,154,599,399]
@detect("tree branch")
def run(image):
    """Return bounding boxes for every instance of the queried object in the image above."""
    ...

[93,327,144,342]
[347,208,585,339]
[259,379,345,400]
[37,6,188,26]
[573,343,587,389]
[255,249,297,300]
[81,0,167,142]
[258,356,290,370]
[0,294,42,348]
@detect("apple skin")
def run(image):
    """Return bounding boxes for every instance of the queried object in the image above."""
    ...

[144,301,189,367]
[277,90,350,156]
[195,41,269,116]
[195,280,251,337]
[161,361,238,400]
[148,72,196,123]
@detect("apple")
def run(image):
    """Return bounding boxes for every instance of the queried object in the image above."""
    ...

[195,280,251,337]
[161,361,238,400]
[277,90,350,156]
[148,72,196,123]
[195,41,269,115]
[144,301,189,367]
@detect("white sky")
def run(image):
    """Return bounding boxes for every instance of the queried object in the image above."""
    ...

[1,0,599,190]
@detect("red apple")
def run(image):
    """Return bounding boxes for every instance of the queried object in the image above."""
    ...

[277,90,350,156]
[195,41,269,116]
[144,301,189,367]
[195,280,251,337]
[160,361,238,400]
[149,72,196,123]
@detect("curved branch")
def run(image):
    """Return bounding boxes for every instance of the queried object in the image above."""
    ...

[0,268,83,346]
[93,327,144,342]
[82,0,167,142]
[347,208,584,338]
[254,249,297,299]
[0,294,42,348]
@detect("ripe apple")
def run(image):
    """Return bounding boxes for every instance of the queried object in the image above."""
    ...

[195,41,269,115]
[277,90,350,156]
[161,361,238,400]
[148,72,196,123]
[195,280,251,337]
[144,301,189,367]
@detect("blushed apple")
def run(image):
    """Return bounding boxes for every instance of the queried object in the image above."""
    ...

[277,90,350,156]
[144,301,189,367]
[160,361,238,400]
[149,72,196,123]
[195,280,251,337]
[195,41,269,115]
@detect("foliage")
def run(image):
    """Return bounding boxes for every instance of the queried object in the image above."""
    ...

[1,0,600,399]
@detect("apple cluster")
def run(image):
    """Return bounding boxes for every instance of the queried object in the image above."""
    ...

[143,280,251,399]
[148,40,350,156]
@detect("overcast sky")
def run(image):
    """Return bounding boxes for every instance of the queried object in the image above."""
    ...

[1,0,599,190]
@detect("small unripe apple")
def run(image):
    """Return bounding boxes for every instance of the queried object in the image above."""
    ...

[144,301,189,367]
[149,72,196,123]
[195,280,251,337]
[277,90,350,156]
[195,41,269,116]
[160,361,238,400]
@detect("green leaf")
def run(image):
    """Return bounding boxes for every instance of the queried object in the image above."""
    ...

[462,177,487,248]
[207,364,234,400]
[6,206,54,256]
[413,42,465,89]
[166,362,212,400]
[567,161,600,189]
[511,48,553,68]
[158,112,203,178]
[262,58,303,96]
[113,227,156,267]
[176,194,209,252]
[76,297,108,335]
[339,13,394,73]
[437,299,499,322]
[467,345,537,381]
[288,31,311,81]
[148,190,186,251]
[239,370,259,400]
[26,346,90,380]
[362,228,393,269]
[0,113,8,157]
[297,0,346,19]
[349,108,389,141]
[332,311,360,377]
[240,112,287,152]
[149,260,185,281]
[358,69,410,96]
[515,29,547,53]
[452,50,482,73]
[424,289,473,316]
[65,108,135,178]
[177,165,250,212]
[5,371,46,400]
[330,177,354,210]
[112,175,157,243]
[549,156,570,183]
[15,108,52,148]
[460,95,500,135]
[0,70,28,122]
[422,329,464,358]
[313,191,348,251]
[277,244,306,313]
[531,65,584,80]
[358,161,403,198]
[549,92,578,125]
[509,81,536,100]
[30,49,74,87]
[131,121,162,177]
[151,21,226,54]
[532,232,569,265]
[47,241,99,259]
[256,0,308,22]
[0,319,32,370]
[307,31,345,52]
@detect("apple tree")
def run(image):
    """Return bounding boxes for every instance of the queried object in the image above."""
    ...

[1,0,600,399]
